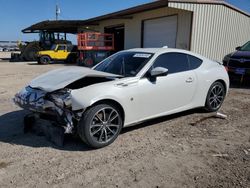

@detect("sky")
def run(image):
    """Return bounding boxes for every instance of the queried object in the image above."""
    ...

[0,0,249,43]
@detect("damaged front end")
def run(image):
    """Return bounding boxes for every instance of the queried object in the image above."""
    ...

[13,66,122,138]
[14,86,82,134]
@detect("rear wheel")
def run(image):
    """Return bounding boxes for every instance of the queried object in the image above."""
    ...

[78,104,123,148]
[39,56,51,64]
[205,81,226,112]
[84,57,94,67]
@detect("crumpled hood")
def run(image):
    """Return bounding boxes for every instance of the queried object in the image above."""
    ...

[29,66,120,92]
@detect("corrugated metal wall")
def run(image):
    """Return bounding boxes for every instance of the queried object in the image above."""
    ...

[90,7,192,50]
[169,2,250,61]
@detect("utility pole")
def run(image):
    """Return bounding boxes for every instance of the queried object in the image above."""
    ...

[56,4,60,40]
[56,4,60,20]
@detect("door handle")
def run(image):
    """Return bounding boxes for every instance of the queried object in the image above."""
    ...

[186,77,193,83]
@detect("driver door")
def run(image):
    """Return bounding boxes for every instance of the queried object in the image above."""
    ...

[130,52,197,121]
[56,45,68,59]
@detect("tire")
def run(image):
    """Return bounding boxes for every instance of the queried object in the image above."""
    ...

[84,57,94,67]
[39,56,51,64]
[22,42,41,61]
[78,104,123,148]
[205,81,226,112]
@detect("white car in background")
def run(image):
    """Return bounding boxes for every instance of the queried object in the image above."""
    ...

[14,48,229,148]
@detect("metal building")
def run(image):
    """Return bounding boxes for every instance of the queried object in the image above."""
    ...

[77,0,250,61]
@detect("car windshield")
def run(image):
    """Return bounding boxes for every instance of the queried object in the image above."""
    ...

[240,41,250,51]
[94,52,153,77]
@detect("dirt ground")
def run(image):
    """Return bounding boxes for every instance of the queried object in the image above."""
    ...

[0,56,249,187]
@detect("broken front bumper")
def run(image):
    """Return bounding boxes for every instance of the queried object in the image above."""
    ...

[14,86,76,133]
[14,86,48,113]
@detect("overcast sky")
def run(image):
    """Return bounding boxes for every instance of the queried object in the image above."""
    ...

[0,0,249,43]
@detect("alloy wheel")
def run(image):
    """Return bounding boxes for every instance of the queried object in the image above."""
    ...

[208,84,225,109]
[89,107,122,143]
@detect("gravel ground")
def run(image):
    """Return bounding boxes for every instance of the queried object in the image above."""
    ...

[0,60,249,188]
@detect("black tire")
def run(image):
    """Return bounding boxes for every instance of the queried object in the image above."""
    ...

[22,42,41,61]
[205,81,226,112]
[39,56,51,64]
[78,104,123,149]
[84,57,94,67]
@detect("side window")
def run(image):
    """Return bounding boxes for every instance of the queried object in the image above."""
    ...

[57,45,66,51]
[188,55,203,70]
[153,52,189,74]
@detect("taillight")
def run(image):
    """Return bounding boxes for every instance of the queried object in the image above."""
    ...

[224,66,228,72]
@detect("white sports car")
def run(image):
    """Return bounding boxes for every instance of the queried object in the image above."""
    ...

[14,48,229,148]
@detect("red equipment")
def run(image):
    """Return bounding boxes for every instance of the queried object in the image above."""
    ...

[77,32,115,67]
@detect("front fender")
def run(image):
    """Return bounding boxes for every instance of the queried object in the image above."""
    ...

[70,85,124,111]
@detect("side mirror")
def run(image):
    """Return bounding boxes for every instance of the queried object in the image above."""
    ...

[150,67,168,77]
[236,46,241,50]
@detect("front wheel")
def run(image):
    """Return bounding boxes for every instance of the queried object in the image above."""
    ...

[78,104,123,148]
[205,81,226,112]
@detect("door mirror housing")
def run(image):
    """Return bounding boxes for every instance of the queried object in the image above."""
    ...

[150,67,168,77]
[236,46,241,50]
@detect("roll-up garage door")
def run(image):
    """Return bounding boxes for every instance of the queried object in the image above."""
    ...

[143,15,177,48]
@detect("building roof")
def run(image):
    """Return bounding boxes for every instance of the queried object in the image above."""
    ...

[22,0,169,33]
[169,0,249,17]
[22,0,249,34]
[83,0,249,23]
[22,20,98,34]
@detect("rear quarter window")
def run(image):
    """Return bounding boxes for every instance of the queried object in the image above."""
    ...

[188,55,203,70]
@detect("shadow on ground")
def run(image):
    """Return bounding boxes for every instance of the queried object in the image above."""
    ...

[0,109,204,151]
[0,110,90,151]
[27,62,77,66]
[121,108,205,134]
[0,58,11,62]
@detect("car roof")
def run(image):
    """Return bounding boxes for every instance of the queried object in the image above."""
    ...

[124,48,208,61]
[125,48,193,54]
